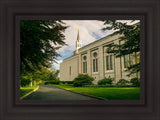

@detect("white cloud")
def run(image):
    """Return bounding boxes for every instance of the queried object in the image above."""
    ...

[117,20,140,25]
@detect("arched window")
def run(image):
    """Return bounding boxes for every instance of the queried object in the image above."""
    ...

[83,56,87,73]
[93,52,98,72]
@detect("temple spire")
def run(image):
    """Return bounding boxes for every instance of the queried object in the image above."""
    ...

[77,28,80,41]
[75,28,82,54]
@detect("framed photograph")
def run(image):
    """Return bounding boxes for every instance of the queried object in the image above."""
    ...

[19,19,142,102]
[0,0,160,120]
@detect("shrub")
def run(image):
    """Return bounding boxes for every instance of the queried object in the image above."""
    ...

[130,77,140,87]
[45,78,60,85]
[117,79,129,85]
[98,78,113,85]
[73,74,94,87]
[60,81,74,85]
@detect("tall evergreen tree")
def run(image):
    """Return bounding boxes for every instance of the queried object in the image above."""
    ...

[102,20,140,76]
[20,20,67,73]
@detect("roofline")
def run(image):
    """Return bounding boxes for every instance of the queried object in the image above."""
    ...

[62,54,78,61]
[77,31,119,51]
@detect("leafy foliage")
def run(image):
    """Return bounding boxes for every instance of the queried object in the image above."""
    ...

[20,74,32,87]
[130,77,140,87]
[73,74,94,87]
[20,20,67,73]
[98,78,113,85]
[20,67,59,87]
[102,20,140,76]
[117,79,129,85]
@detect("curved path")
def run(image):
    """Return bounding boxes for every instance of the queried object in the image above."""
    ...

[23,85,98,100]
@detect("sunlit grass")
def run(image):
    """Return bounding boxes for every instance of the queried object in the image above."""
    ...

[20,86,38,97]
[54,85,140,100]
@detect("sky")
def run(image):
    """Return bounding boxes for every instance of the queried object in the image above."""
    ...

[53,20,140,70]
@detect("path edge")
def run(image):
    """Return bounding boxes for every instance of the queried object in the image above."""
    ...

[20,86,39,100]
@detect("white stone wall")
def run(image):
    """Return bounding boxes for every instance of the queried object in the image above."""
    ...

[60,55,79,81]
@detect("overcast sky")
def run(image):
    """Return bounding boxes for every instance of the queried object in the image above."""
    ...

[53,20,140,70]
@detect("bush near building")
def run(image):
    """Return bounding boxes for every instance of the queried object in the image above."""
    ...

[73,74,94,87]
[130,77,140,87]
[98,78,114,85]
[117,79,129,85]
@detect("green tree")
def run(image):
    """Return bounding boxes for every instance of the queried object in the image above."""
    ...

[21,66,59,87]
[20,20,67,73]
[102,20,140,76]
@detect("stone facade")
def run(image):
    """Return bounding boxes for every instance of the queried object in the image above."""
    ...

[60,32,139,84]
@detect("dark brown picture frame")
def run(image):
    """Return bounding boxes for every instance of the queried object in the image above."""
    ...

[0,0,159,120]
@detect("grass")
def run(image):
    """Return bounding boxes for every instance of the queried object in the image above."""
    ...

[20,85,39,97]
[53,85,140,100]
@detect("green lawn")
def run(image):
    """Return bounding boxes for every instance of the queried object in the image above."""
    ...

[53,85,140,100]
[20,86,39,98]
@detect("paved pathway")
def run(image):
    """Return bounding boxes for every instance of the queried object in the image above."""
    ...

[23,85,98,100]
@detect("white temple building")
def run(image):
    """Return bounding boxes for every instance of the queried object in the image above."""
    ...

[60,29,139,84]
